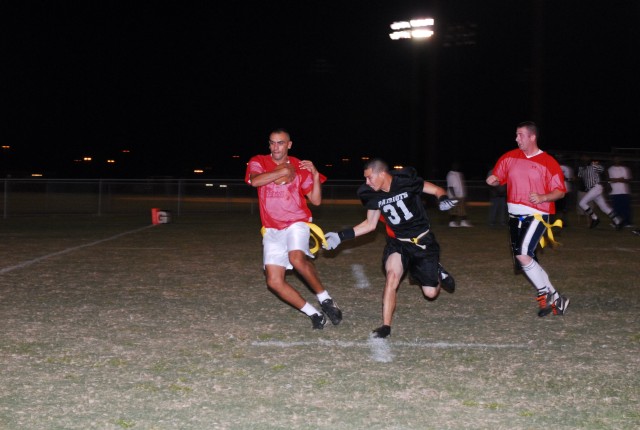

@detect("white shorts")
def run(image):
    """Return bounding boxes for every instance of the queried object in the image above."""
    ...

[263,222,313,269]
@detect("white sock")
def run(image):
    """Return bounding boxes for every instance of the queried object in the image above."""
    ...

[541,271,557,296]
[521,260,553,295]
[316,291,331,303]
[300,302,320,316]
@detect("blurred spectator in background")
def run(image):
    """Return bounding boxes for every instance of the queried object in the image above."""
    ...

[446,162,472,227]
[608,156,633,228]
[487,168,507,227]
[576,155,593,226]
[577,158,623,230]
[555,155,574,227]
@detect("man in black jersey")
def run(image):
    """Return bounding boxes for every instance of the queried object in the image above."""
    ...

[323,159,457,338]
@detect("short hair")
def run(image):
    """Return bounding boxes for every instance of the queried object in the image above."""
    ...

[364,158,389,173]
[517,121,539,139]
[270,128,291,140]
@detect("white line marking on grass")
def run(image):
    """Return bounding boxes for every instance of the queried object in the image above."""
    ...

[252,339,529,363]
[0,225,156,274]
[252,339,529,349]
[351,264,371,289]
[393,341,530,349]
[108,247,169,250]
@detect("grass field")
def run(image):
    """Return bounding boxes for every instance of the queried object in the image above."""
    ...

[1,205,639,429]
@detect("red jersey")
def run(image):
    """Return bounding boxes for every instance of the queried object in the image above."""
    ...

[245,155,327,230]
[492,149,565,214]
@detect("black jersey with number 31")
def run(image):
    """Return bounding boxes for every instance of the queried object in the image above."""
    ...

[357,167,431,239]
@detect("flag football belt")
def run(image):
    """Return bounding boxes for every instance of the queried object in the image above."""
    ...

[397,229,430,250]
[260,223,328,255]
[509,214,563,248]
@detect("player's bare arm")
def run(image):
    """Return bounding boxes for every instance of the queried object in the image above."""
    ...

[486,174,500,186]
[422,181,446,198]
[423,180,458,211]
[323,209,380,251]
[353,209,381,237]
[249,163,295,187]
[529,189,565,204]
[299,160,317,175]
[301,160,322,205]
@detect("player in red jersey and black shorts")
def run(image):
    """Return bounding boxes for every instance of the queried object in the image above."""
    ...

[487,121,570,317]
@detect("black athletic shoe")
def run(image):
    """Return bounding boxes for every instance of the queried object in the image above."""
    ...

[310,313,327,329]
[536,292,553,317]
[320,299,343,325]
[552,295,570,316]
[372,325,391,338]
[589,218,600,229]
[438,263,455,294]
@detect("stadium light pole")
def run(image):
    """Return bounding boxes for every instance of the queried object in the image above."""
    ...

[389,18,438,179]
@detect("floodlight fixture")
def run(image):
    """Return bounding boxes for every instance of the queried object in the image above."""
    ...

[389,18,435,40]
[410,18,434,28]
[390,21,412,31]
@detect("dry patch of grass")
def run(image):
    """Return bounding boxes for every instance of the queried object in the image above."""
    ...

[1,209,639,429]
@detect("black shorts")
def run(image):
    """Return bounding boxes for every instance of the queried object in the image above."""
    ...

[509,214,547,261]
[382,231,440,287]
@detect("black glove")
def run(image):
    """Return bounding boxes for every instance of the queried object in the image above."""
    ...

[372,325,391,338]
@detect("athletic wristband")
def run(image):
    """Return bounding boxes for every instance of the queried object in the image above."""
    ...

[338,228,355,241]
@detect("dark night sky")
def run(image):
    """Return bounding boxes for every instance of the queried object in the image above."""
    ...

[2,1,639,179]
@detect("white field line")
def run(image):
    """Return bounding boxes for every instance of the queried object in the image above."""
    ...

[252,338,529,363]
[0,224,156,275]
[351,264,371,289]
[252,339,530,349]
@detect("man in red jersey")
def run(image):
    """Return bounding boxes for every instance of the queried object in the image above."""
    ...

[487,121,570,317]
[245,128,342,330]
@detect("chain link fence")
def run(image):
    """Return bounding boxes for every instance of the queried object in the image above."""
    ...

[2,177,638,219]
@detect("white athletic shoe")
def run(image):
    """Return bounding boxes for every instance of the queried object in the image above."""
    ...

[460,220,473,227]
[449,221,460,227]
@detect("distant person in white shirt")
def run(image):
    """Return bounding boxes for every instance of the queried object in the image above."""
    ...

[446,162,472,227]
[555,156,574,226]
[608,156,632,227]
